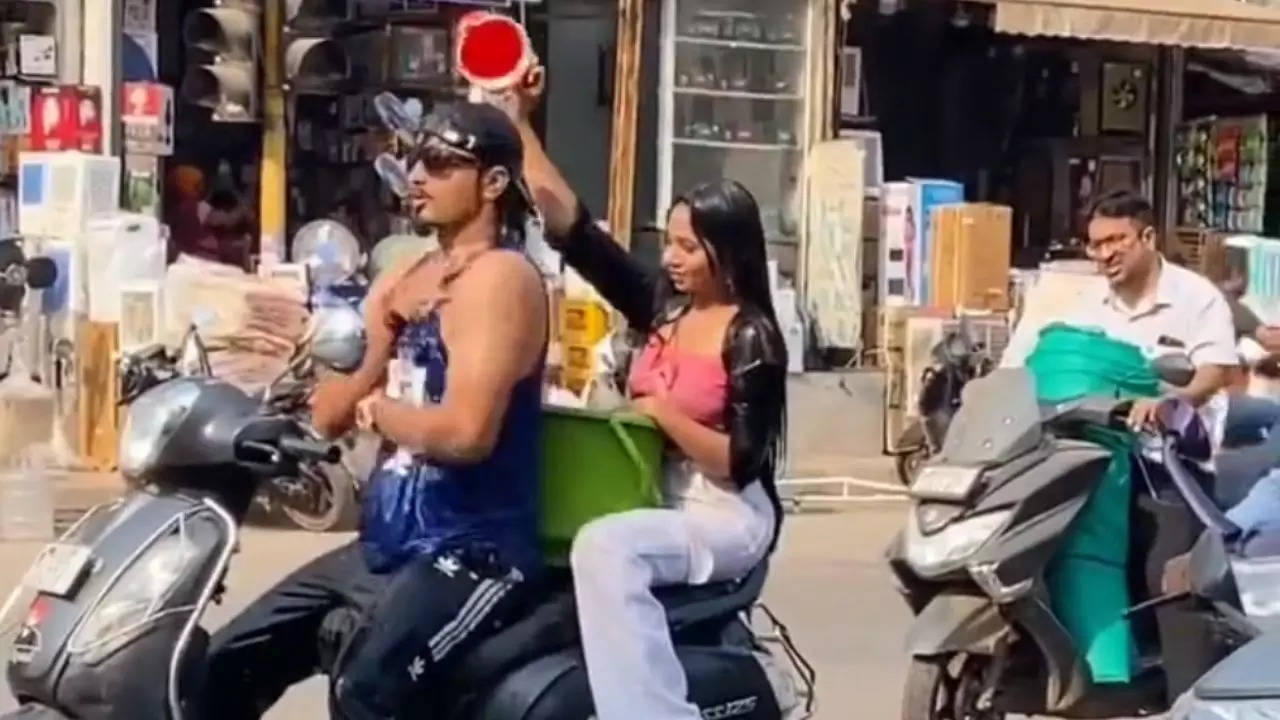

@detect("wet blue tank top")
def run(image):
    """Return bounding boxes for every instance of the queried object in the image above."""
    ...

[359,304,543,577]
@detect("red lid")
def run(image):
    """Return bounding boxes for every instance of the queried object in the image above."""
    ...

[456,12,531,90]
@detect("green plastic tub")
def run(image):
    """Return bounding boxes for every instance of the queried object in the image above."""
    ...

[539,405,664,563]
[1027,323,1159,685]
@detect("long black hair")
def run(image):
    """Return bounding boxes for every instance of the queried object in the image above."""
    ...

[671,179,779,325]
[670,180,788,494]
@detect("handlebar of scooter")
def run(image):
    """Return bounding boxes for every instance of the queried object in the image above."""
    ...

[239,430,339,466]
[279,435,341,464]
[1046,394,1243,543]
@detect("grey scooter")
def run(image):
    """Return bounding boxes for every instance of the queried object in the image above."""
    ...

[887,362,1251,719]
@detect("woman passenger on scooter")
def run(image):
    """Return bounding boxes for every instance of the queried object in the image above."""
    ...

[511,69,787,720]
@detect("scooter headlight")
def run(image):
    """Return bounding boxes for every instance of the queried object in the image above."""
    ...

[68,530,199,661]
[119,380,201,478]
[903,507,1012,576]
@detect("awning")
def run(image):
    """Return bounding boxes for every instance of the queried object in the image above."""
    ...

[973,0,1280,50]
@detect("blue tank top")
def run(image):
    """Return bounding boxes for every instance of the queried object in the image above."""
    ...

[359,306,543,577]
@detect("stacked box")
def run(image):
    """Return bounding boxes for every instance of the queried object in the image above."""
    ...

[931,203,1013,311]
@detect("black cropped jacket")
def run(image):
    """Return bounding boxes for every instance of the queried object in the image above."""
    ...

[550,204,787,548]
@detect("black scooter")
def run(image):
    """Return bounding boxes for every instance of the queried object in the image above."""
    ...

[0,307,814,720]
[887,362,1251,719]
[893,321,993,486]
[117,322,370,535]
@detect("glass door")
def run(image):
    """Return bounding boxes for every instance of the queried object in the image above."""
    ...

[657,0,812,268]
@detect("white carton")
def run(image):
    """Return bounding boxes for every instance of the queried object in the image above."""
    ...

[879,182,912,305]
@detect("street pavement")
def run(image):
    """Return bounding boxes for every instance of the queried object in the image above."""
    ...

[0,501,916,719]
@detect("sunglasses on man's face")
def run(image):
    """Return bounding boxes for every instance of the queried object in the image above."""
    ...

[408,137,479,175]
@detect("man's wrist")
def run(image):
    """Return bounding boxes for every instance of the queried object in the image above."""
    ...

[1172,388,1208,408]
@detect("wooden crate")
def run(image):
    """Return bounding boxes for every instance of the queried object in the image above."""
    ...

[1171,227,1228,283]
[76,319,119,472]
[931,203,1013,311]
[878,305,950,452]
[880,307,1009,453]
[884,352,909,453]
[878,305,952,355]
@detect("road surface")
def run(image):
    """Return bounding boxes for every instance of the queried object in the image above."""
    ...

[0,502,914,718]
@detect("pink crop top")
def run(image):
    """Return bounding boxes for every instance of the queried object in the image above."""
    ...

[628,336,729,427]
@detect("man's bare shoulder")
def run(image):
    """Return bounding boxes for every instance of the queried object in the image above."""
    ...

[372,248,434,291]
[454,250,545,306]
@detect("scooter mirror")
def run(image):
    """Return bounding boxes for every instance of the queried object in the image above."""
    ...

[942,331,969,362]
[375,153,411,199]
[1152,353,1195,388]
[311,303,367,374]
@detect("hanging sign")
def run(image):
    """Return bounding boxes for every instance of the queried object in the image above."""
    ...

[122,82,173,156]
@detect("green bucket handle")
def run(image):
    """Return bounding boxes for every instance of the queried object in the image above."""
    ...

[609,414,659,504]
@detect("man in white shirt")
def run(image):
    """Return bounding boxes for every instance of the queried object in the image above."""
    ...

[1002,189,1237,433]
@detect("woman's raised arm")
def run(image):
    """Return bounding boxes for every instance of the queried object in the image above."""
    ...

[513,67,663,332]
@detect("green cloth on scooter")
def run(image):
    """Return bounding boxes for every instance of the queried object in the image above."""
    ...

[1026,324,1160,685]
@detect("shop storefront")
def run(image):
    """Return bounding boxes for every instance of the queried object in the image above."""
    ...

[654,0,831,275]
[827,0,1280,463]
[0,1,562,483]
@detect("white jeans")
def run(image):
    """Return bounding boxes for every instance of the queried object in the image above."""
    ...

[569,465,776,720]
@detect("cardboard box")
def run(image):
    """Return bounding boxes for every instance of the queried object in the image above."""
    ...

[77,319,120,472]
[931,203,1013,311]
[17,35,56,77]
[1171,227,1229,282]
[880,179,964,306]
[557,297,610,347]
[908,178,964,304]
[121,82,174,156]
[18,151,122,238]
[29,86,101,153]
[879,182,912,306]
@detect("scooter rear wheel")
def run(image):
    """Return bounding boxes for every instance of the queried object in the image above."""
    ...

[902,654,1005,720]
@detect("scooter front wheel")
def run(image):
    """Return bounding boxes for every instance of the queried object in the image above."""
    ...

[901,654,1005,720]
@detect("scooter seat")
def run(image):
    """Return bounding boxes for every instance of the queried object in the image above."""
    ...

[448,562,769,693]
[654,561,769,632]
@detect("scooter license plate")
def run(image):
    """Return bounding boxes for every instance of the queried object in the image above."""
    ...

[23,543,92,598]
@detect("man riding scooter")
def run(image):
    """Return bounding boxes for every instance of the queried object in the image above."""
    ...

[200,102,550,720]
[1000,189,1237,698]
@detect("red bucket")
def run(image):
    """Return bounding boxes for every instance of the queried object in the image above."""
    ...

[455,11,534,92]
